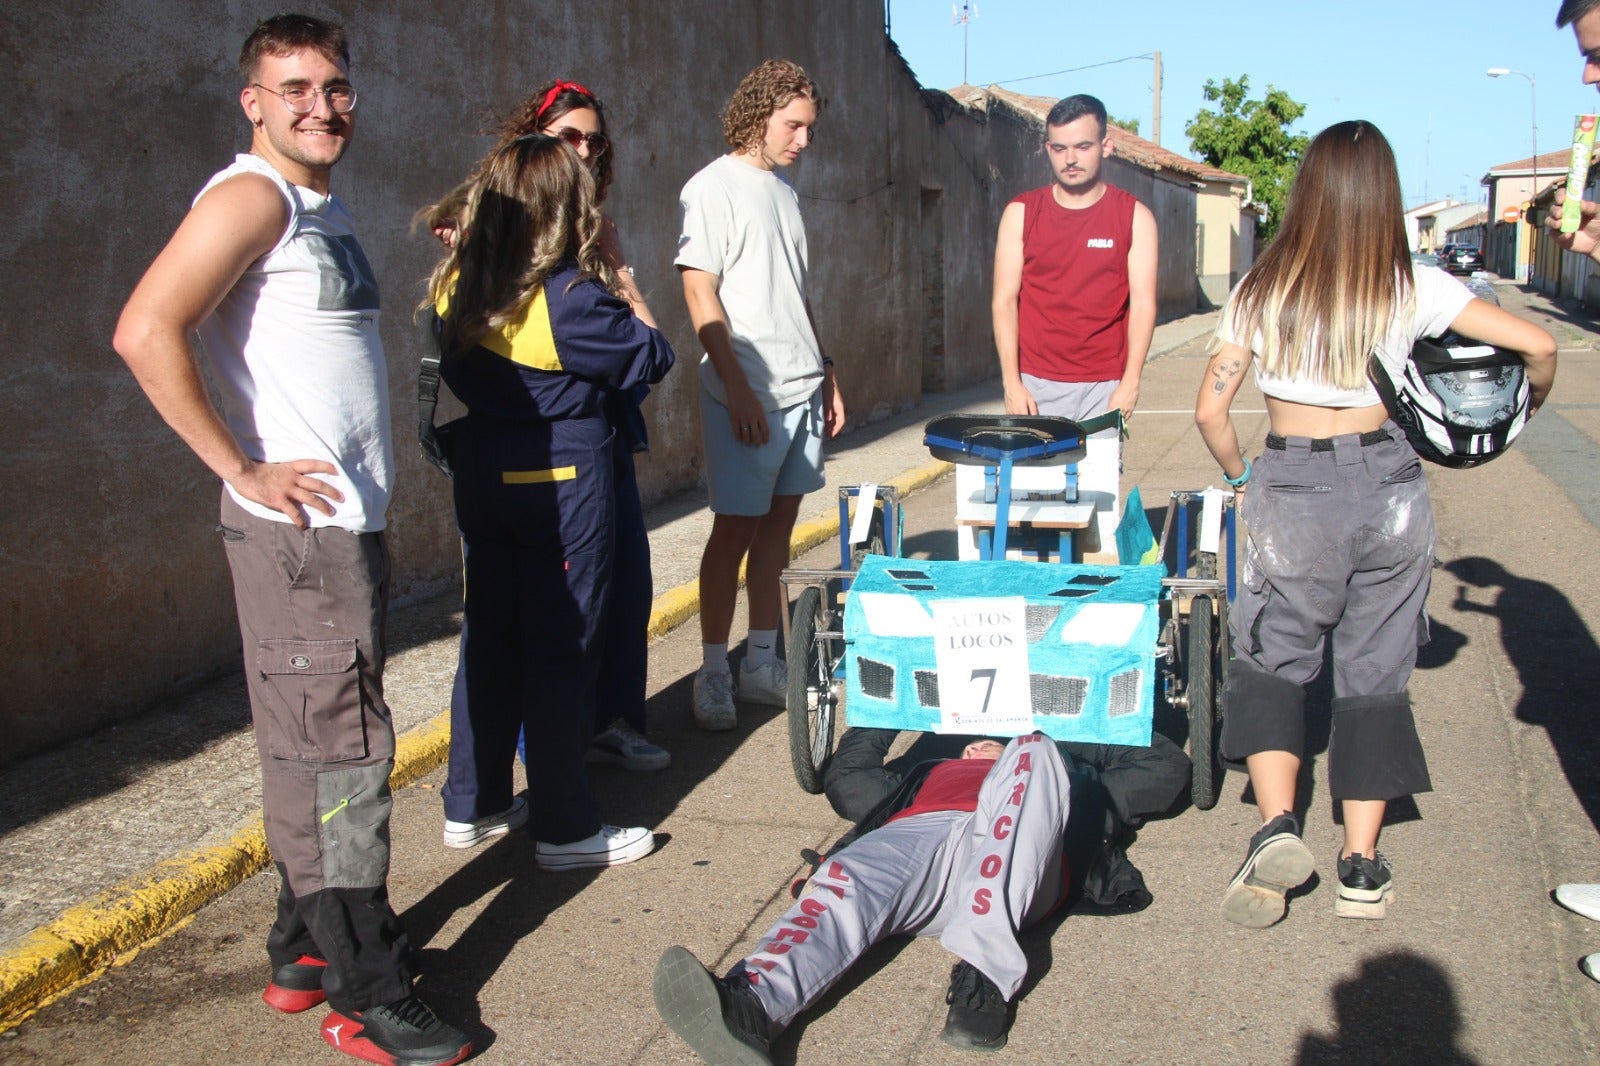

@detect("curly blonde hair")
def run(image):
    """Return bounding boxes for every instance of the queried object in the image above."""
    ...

[721,59,820,153]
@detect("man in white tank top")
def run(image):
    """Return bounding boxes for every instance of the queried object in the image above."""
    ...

[112,15,470,1066]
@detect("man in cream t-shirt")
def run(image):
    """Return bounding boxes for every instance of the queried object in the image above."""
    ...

[676,59,846,730]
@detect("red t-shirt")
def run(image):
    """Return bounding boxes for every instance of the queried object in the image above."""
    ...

[887,757,995,824]
[1014,183,1137,383]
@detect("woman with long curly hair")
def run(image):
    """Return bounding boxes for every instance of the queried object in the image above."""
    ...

[424,134,675,870]
[424,80,674,775]
[1196,120,1555,927]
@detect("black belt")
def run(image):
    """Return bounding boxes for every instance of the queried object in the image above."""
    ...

[1265,428,1389,452]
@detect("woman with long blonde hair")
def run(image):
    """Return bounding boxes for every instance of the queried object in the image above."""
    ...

[425,134,675,870]
[1196,120,1555,928]
[423,80,672,774]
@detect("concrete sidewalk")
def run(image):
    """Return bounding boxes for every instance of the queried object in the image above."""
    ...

[0,309,1222,1028]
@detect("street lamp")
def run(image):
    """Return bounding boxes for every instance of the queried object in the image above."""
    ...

[1488,67,1538,281]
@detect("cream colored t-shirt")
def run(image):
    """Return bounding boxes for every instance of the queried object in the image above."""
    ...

[675,155,823,411]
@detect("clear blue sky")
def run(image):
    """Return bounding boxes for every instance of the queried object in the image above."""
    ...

[887,0,1597,209]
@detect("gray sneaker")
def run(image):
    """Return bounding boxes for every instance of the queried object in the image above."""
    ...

[693,667,737,731]
[652,946,772,1066]
[1220,812,1315,928]
[587,719,671,771]
[739,659,787,707]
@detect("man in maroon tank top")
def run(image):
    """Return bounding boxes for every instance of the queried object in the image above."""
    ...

[992,94,1158,426]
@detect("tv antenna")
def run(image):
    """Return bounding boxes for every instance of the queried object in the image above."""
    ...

[953,3,979,85]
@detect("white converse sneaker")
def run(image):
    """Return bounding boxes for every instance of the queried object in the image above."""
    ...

[587,718,671,771]
[693,667,737,731]
[442,796,528,849]
[535,824,655,871]
[738,659,787,707]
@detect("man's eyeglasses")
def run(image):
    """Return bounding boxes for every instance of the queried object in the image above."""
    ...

[546,127,609,157]
[253,82,357,115]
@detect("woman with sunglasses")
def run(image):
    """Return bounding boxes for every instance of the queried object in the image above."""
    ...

[424,134,675,867]
[423,81,674,787]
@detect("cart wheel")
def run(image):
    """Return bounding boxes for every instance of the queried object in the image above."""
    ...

[1187,595,1219,811]
[787,585,838,793]
[849,507,888,569]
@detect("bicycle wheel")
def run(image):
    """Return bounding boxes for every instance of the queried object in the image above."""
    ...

[1187,595,1218,811]
[786,585,838,793]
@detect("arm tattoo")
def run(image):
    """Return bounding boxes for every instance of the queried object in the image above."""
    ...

[1209,356,1243,394]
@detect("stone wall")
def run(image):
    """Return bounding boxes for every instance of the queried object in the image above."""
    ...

[1,2,1064,761]
[1,2,1205,761]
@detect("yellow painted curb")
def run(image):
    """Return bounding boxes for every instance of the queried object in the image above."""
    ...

[0,463,953,1031]
[0,824,271,1030]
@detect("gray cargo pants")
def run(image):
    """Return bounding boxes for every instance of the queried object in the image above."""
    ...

[1220,426,1434,800]
[732,734,1069,1032]
[219,493,413,1012]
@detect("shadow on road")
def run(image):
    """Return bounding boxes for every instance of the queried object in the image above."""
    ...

[1295,950,1481,1066]
[1447,555,1600,834]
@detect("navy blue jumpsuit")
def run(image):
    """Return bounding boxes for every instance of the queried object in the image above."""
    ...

[437,261,675,843]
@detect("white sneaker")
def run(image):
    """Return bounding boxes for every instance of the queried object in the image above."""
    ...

[587,719,671,771]
[1583,953,1600,984]
[1556,883,1600,922]
[693,667,737,731]
[442,796,528,849]
[536,824,655,871]
[739,659,787,707]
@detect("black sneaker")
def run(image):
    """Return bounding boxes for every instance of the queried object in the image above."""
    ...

[263,953,327,1013]
[652,946,773,1065]
[1220,812,1316,928]
[940,960,1012,1052]
[320,995,473,1066]
[1335,851,1394,920]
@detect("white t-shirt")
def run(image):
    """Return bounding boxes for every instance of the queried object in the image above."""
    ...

[675,155,823,410]
[194,155,393,532]
[1217,263,1475,408]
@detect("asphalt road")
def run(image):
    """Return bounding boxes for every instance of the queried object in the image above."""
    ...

[5,280,1600,1065]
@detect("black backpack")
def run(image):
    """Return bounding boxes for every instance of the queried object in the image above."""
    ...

[1368,333,1530,468]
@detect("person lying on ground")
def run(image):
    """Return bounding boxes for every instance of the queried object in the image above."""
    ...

[652,732,1172,1063]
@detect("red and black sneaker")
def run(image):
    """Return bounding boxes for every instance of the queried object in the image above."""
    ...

[320,995,473,1066]
[262,954,328,1013]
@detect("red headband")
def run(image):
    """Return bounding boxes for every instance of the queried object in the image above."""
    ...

[536,80,594,120]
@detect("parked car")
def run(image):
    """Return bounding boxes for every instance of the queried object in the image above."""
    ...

[1440,245,1485,274]
[1411,251,1442,268]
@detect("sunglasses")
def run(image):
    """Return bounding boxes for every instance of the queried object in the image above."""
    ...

[546,126,609,157]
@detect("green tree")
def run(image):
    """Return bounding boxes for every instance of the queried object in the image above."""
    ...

[1185,75,1308,240]
[1108,113,1140,136]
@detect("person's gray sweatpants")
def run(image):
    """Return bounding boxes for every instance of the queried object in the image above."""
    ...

[732,734,1069,1032]
[1221,426,1435,799]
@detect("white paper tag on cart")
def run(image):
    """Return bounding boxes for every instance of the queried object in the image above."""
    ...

[931,596,1034,735]
[849,483,878,545]
[1198,488,1226,556]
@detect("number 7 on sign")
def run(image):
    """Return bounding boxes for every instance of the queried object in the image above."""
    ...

[969,668,997,714]
[930,596,1034,734]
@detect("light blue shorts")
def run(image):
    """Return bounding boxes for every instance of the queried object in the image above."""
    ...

[701,385,825,515]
